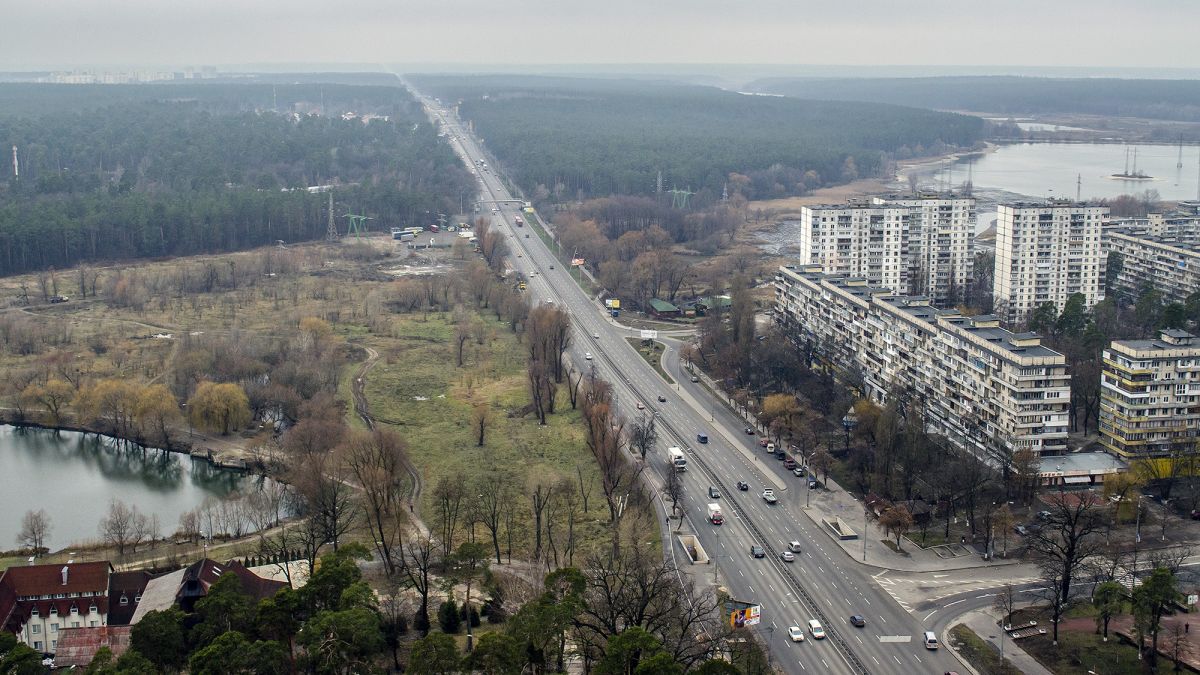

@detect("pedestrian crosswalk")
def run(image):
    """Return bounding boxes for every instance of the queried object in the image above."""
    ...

[873,574,1042,610]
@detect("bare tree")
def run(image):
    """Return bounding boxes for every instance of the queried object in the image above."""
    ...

[402,535,439,635]
[629,414,658,462]
[530,481,554,563]
[433,477,465,561]
[17,509,51,555]
[992,583,1017,628]
[472,404,491,447]
[665,468,685,524]
[341,428,408,576]
[877,505,914,551]
[99,499,149,556]
[474,474,513,564]
[1028,489,1107,644]
[581,378,642,559]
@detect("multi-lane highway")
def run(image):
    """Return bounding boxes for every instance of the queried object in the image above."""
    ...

[413,89,968,675]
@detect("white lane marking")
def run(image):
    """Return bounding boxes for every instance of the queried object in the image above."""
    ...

[893,655,902,665]
[923,610,938,621]
[878,635,911,643]
[798,661,806,670]
[871,656,880,665]
[945,599,965,607]
[820,659,828,669]
[914,654,922,663]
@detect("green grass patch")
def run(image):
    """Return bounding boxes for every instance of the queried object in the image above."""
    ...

[624,338,675,385]
[363,311,613,558]
[1017,624,1180,675]
[948,625,1021,675]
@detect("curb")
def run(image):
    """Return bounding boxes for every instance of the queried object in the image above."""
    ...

[942,623,982,675]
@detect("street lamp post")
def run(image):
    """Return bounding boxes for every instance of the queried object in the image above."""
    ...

[841,408,862,560]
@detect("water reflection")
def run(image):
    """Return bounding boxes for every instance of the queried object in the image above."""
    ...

[0,425,261,547]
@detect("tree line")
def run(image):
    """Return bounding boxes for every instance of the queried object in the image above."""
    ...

[750,76,1200,124]
[412,75,984,203]
[0,82,472,275]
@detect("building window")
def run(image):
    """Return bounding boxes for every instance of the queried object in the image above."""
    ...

[88,605,97,614]
[71,621,79,628]
[31,625,39,634]
[50,624,57,633]
[69,607,78,615]
[119,596,128,606]
[33,641,41,651]
[30,609,38,617]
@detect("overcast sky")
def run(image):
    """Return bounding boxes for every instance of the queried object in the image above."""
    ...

[3,0,1195,72]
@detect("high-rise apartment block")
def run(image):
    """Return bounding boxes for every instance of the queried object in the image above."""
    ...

[775,264,1071,463]
[797,193,974,306]
[1099,329,1200,458]
[1104,213,1200,305]
[993,201,1107,325]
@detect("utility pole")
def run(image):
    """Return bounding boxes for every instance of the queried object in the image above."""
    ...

[326,192,338,241]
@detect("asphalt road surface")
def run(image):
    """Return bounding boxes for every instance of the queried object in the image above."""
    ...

[415,92,966,675]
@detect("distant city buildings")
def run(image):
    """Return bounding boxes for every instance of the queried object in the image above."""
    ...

[39,67,219,85]
[774,264,1071,465]
[1099,328,1200,458]
[797,193,974,306]
[993,201,1107,325]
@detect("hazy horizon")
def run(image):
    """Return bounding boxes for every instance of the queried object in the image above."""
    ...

[2,0,1196,74]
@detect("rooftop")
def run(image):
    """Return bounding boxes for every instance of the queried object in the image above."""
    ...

[1036,452,1127,476]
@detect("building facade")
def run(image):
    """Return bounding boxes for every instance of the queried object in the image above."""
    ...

[1099,329,1200,458]
[775,264,1071,463]
[797,194,974,306]
[0,562,113,654]
[993,201,1107,325]
[1104,215,1200,305]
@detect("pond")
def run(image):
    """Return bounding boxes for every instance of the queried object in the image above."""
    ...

[0,425,263,550]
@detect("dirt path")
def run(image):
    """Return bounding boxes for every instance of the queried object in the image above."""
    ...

[350,344,429,537]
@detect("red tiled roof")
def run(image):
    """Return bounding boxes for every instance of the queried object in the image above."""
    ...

[0,562,112,635]
[53,625,131,668]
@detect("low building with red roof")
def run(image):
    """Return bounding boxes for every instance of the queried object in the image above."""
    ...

[0,561,113,655]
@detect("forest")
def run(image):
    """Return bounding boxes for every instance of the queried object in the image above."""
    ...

[411,75,984,203]
[0,81,472,276]
[749,76,1200,123]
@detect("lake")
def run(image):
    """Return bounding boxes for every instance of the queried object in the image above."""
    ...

[0,425,259,550]
[928,142,1200,203]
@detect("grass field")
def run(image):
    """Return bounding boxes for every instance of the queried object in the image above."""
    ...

[948,625,1021,675]
[625,338,675,385]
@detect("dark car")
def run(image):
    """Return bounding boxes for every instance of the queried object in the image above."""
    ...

[736,481,749,491]
[849,615,866,627]
[657,395,667,402]
[708,486,721,499]
[697,433,709,444]
[750,545,766,558]
[744,426,755,435]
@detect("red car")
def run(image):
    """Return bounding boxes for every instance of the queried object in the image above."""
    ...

[759,438,769,448]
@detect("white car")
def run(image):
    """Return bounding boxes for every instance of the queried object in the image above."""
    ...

[788,541,803,553]
[808,619,825,639]
[787,626,805,642]
[585,352,593,360]
[779,550,795,562]
[592,332,600,339]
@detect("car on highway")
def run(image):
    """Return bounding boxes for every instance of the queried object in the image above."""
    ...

[690,375,699,383]
[786,626,805,642]
[636,401,645,410]
[749,545,765,558]
[592,332,599,339]
[708,486,721,499]
[761,489,777,504]
[808,620,825,639]
[788,541,802,552]
[697,433,708,444]
[736,481,749,491]
[849,615,866,627]
[549,264,555,269]
[779,550,794,562]
[525,234,530,238]
[657,395,666,402]
[584,352,593,360]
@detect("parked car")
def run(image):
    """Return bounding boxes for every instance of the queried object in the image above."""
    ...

[849,615,866,627]
[690,375,700,383]
[808,479,819,489]
[1014,525,1028,536]
[784,458,797,470]
[750,545,766,558]
[793,467,805,477]
[780,550,795,562]
[759,438,769,447]
[787,626,805,642]
[745,426,755,435]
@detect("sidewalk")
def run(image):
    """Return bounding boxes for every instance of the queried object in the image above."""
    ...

[951,608,1054,675]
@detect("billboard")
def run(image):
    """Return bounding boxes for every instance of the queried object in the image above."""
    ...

[640,329,658,340]
[728,604,761,628]
[571,257,585,267]
[604,298,621,309]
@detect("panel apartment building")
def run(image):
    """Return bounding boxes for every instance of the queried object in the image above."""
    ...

[797,193,974,306]
[993,201,1107,326]
[1099,329,1200,458]
[775,264,1071,463]
[1104,213,1200,305]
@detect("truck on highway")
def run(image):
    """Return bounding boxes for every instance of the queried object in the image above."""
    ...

[514,216,524,227]
[707,503,724,525]
[667,446,687,472]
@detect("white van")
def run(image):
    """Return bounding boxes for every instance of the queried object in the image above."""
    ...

[923,631,939,649]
